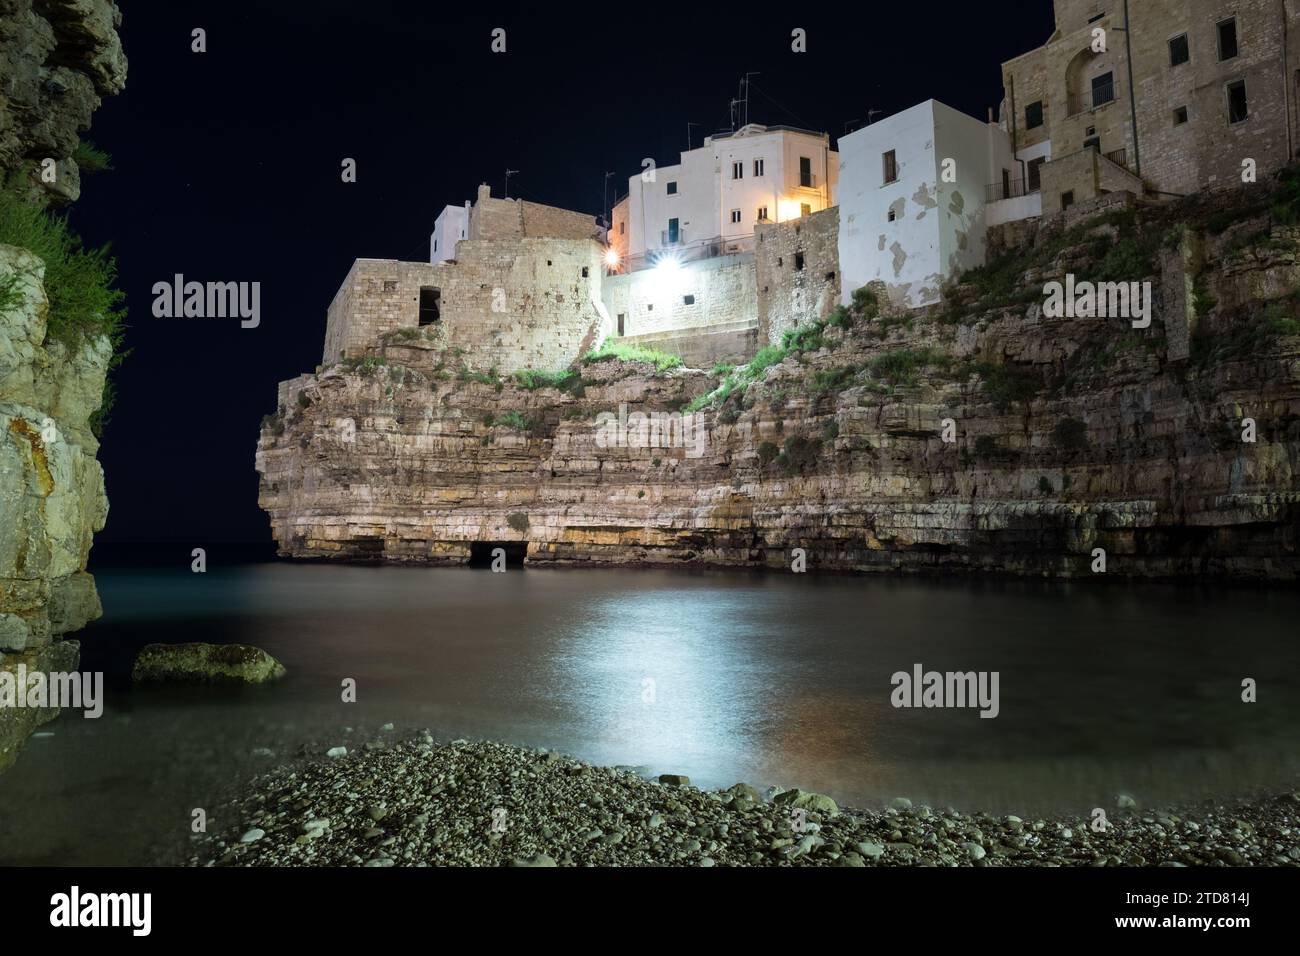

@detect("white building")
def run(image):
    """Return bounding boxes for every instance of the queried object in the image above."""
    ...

[430,202,469,264]
[836,100,1019,310]
[610,124,838,271]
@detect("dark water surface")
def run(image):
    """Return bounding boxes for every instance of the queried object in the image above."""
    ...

[2,562,1298,865]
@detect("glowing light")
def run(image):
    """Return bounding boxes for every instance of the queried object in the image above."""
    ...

[604,247,620,267]
[777,199,804,222]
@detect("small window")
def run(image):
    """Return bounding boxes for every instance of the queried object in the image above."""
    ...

[1088,12,1105,23]
[1169,33,1189,67]
[794,252,805,271]
[646,303,654,312]
[799,156,812,187]
[1028,157,1045,192]
[757,205,769,221]
[732,161,744,179]
[1092,71,1115,107]
[730,209,742,224]
[433,239,438,252]
[1173,106,1189,125]
[581,266,589,278]
[617,313,625,336]
[619,221,625,235]
[1002,168,1012,199]
[418,287,441,326]
[753,158,765,176]
[887,207,898,222]
[1061,191,1075,211]
[666,181,678,195]
[1228,80,1249,124]
[883,149,898,184]
[825,271,835,281]
[683,294,695,306]
[800,203,811,217]
[1025,101,1044,130]
[383,280,398,292]
[1218,18,1238,61]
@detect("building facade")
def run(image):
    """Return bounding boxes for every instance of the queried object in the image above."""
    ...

[1001,0,1300,216]
[836,100,1016,310]
[431,203,468,264]
[609,124,838,271]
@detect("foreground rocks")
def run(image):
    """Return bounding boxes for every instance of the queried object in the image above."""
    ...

[132,643,287,684]
[190,737,1300,867]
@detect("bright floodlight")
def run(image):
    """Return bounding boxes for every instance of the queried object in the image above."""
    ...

[604,247,619,267]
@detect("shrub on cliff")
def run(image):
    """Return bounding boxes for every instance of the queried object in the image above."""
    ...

[0,179,127,436]
[1051,417,1089,452]
[583,342,682,372]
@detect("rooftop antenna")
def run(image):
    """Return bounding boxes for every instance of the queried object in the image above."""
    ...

[729,97,739,131]
[504,168,519,198]
[742,72,760,127]
[686,121,701,151]
[865,108,882,125]
[603,170,616,231]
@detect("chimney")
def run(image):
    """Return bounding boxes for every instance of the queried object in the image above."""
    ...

[477,183,492,203]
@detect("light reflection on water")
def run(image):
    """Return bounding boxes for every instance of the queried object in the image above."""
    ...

[1,562,1297,865]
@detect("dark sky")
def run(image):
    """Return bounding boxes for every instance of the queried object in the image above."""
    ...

[71,1,1056,544]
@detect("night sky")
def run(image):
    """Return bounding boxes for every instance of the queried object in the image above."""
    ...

[70,1,1055,545]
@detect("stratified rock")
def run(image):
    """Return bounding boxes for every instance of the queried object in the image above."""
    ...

[131,643,287,684]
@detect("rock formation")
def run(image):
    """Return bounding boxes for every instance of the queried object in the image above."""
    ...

[0,0,124,770]
[258,174,1300,581]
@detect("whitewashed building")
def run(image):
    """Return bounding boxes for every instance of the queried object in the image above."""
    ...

[610,124,838,271]
[430,202,469,264]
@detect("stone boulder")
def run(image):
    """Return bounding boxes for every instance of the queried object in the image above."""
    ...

[131,643,287,684]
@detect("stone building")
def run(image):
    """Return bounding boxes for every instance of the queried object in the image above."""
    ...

[755,206,840,345]
[323,185,608,371]
[1001,0,1300,216]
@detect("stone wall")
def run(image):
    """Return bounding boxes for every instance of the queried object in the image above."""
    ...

[468,184,602,242]
[1003,1,1300,201]
[601,254,758,341]
[756,207,840,346]
[324,240,608,373]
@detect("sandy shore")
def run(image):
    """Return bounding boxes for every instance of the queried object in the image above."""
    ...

[189,735,1300,867]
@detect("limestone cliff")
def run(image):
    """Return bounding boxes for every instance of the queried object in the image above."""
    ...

[0,0,123,770]
[257,178,1300,580]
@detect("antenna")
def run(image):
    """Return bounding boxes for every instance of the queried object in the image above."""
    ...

[603,170,616,230]
[686,121,701,151]
[866,108,882,125]
[742,72,760,127]
[504,168,518,198]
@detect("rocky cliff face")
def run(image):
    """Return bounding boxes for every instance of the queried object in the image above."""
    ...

[0,0,123,770]
[257,181,1300,581]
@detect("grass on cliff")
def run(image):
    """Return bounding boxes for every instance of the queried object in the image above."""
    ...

[582,342,683,373]
[0,178,128,436]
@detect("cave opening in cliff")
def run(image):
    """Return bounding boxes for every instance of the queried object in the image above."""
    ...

[467,541,528,568]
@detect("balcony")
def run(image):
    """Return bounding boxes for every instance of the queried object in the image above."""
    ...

[1068,81,1117,117]
[985,178,1040,203]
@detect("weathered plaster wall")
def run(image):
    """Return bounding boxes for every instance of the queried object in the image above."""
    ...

[601,254,757,340]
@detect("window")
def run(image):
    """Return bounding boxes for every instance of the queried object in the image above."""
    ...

[683,295,695,306]
[753,158,765,176]
[1169,33,1189,67]
[418,287,441,326]
[619,221,625,235]
[1092,71,1115,107]
[757,205,769,221]
[617,313,625,336]
[1174,106,1189,125]
[887,207,898,222]
[1061,191,1075,211]
[1218,18,1238,61]
[730,209,742,224]
[1025,101,1044,129]
[883,149,898,184]
[667,217,679,244]
[1028,156,1045,192]
[1002,168,1012,199]
[799,156,812,187]
[666,181,678,195]
[732,161,744,179]
[1228,80,1249,124]
[794,252,805,271]
[581,266,589,278]
[433,239,438,252]
[800,203,811,217]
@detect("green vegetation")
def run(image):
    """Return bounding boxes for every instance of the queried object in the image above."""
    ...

[506,512,530,533]
[512,368,585,395]
[966,361,1041,410]
[868,347,951,387]
[773,434,823,476]
[1051,416,1089,452]
[1207,164,1300,232]
[582,342,683,372]
[1191,292,1300,366]
[456,365,504,390]
[1038,476,1054,495]
[973,435,1001,459]
[72,141,113,173]
[0,178,128,436]
[821,419,840,441]
[340,355,387,377]
[757,441,779,468]
[1192,277,1217,318]
[494,410,536,432]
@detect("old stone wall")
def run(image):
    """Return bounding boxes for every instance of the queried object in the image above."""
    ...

[467,184,601,242]
[324,240,608,373]
[601,254,758,341]
[756,206,840,346]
